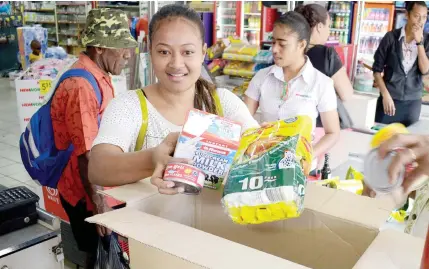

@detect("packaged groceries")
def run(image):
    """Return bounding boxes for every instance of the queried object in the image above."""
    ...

[222,116,313,225]
[169,109,242,192]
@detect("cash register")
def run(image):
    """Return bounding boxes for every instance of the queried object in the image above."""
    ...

[0,186,39,235]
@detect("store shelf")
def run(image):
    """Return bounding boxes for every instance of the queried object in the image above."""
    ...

[363,20,389,25]
[25,21,56,24]
[360,32,386,38]
[223,68,255,78]
[330,28,349,32]
[58,33,79,37]
[98,5,139,9]
[222,53,255,62]
[222,24,236,27]
[219,8,236,10]
[56,3,86,6]
[56,12,86,15]
[24,9,55,12]
[329,10,352,14]
[244,27,260,31]
[245,13,261,16]
[58,21,85,24]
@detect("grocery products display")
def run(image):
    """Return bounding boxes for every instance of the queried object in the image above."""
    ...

[19,58,76,80]
[352,2,394,62]
[327,1,352,45]
[222,116,313,225]
[56,2,88,48]
[243,1,262,45]
[172,109,242,190]
[216,1,238,39]
[23,1,57,44]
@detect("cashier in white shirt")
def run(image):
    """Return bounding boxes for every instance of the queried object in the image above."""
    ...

[245,11,340,160]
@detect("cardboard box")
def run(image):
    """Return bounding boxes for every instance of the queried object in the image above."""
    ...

[344,93,378,130]
[87,180,425,269]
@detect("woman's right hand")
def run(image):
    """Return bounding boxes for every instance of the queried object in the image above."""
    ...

[363,134,429,197]
[382,94,396,116]
[150,132,192,195]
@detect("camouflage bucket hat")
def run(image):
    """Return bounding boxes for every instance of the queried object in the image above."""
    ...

[81,8,138,49]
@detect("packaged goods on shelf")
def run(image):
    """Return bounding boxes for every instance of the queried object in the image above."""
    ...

[17,26,48,69]
[24,1,56,10]
[223,61,256,78]
[222,43,259,62]
[45,47,68,60]
[20,58,76,80]
[222,116,313,225]
[232,80,250,100]
[207,39,230,60]
[253,50,273,64]
[207,59,227,75]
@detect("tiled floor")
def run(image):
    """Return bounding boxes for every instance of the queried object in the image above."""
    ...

[0,78,74,268]
[0,78,44,207]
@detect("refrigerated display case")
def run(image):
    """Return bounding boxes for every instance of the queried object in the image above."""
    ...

[352,2,395,62]
[242,1,262,45]
[215,1,241,41]
[327,1,354,45]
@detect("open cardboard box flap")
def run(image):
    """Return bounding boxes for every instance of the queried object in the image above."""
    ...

[89,180,422,269]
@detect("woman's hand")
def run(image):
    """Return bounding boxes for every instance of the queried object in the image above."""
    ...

[150,132,192,195]
[382,94,396,116]
[364,134,429,197]
[379,134,429,193]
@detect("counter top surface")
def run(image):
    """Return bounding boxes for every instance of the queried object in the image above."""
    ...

[0,223,59,258]
[0,184,59,258]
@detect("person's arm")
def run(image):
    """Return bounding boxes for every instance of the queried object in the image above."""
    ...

[244,70,263,116]
[218,88,260,132]
[314,79,340,157]
[373,32,395,116]
[327,48,353,101]
[415,29,429,74]
[244,96,259,116]
[331,67,353,101]
[417,43,429,74]
[89,144,156,186]
[314,110,340,157]
[88,92,157,186]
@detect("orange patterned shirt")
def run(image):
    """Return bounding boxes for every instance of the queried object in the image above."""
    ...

[51,53,115,211]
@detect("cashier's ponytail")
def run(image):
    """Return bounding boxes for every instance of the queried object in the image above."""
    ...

[148,4,219,115]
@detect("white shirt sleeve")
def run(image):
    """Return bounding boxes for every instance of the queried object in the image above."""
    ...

[92,92,142,153]
[244,69,265,101]
[317,77,337,113]
[217,88,260,132]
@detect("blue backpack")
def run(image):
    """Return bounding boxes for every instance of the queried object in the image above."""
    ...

[20,69,102,188]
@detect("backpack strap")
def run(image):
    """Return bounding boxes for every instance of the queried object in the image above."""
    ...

[213,90,223,117]
[134,89,148,151]
[56,69,103,123]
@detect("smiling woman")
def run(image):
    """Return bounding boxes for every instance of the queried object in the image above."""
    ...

[88,4,259,192]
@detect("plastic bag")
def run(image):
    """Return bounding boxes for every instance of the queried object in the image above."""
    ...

[222,116,313,225]
[95,235,130,269]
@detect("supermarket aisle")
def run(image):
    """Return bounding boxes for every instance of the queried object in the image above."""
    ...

[0,78,45,207]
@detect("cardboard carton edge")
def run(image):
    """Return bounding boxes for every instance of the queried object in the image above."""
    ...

[86,208,310,269]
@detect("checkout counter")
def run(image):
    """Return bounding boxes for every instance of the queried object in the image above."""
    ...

[0,185,63,269]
